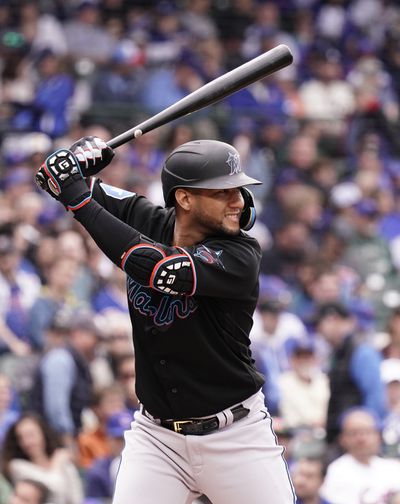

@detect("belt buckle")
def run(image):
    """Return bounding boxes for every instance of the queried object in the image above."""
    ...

[173,420,192,433]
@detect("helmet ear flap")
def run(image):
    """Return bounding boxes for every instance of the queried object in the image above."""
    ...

[240,187,257,231]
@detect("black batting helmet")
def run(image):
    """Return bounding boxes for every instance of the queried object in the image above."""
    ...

[161,140,262,207]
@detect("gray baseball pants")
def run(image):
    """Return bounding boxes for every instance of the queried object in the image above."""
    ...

[112,391,296,503]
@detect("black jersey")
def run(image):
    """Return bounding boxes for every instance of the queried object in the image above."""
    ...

[75,180,264,419]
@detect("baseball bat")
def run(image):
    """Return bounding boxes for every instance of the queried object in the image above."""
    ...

[107,44,293,149]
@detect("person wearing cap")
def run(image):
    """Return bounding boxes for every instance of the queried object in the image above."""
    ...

[313,302,386,447]
[278,340,330,431]
[35,137,296,504]
[251,274,308,415]
[29,313,98,449]
[340,196,395,285]
[85,410,132,500]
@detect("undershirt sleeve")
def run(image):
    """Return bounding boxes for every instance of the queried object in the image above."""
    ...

[74,198,142,265]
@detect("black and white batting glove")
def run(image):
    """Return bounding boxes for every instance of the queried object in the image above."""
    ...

[35,149,92,212]
[70,136,115,177]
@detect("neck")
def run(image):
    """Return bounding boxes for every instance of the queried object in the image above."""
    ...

[298,497,321,504]
[353,454,372,465]
[31,452,50,467]
[173,221,205,247]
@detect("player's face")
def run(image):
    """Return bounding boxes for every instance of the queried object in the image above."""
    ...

[189,188,244,236]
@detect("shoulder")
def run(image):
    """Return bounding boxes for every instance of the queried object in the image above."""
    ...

[203,233,261,260]
[326,454,354,473]
[42,347,75,369]
[352,342,381,362]
[9,458,38,477]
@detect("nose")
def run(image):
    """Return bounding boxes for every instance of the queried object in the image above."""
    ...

[228,188,244,209]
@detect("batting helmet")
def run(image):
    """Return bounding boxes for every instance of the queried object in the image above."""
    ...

[161,139,261,203]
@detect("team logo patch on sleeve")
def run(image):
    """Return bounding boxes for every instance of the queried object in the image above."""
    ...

[193,245,224,269]
[100,183,136,200]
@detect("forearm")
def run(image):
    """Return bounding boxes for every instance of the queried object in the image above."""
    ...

[0,318,30,355]
[74,199,141,266]
[42,353,76,434]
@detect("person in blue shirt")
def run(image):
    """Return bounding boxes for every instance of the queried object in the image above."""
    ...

[313,302,387,445]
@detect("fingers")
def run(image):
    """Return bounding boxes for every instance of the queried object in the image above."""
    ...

[73,137,109,167]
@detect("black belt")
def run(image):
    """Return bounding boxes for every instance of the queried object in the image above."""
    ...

[147,405,250,436]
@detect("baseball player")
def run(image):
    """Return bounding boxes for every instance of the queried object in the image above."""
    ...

[35,137,296,504]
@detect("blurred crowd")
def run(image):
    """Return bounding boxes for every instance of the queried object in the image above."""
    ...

[1,0,400,503]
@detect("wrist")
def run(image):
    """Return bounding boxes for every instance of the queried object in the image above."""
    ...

[59,177,93,212]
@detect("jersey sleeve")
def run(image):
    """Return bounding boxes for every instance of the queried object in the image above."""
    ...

[90,178,170,234]
[184,237,261,298]
[74,195,260,300]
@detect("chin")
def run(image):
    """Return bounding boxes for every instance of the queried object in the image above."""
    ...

[220,224,240,236]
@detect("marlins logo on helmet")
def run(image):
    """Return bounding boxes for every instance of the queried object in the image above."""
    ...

[226,152,241,175]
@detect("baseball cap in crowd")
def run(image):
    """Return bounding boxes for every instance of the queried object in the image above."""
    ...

[70,312,102,337]
[0,235,15,255]
[290,339,316,357]
[312,301,351,325]
[386,159,400,180]
[1,167,32,191]
[111,40,144,66]
[353,198,379,218]
[77,0,99,11]
[275,168,302,187]
[258,275,292,312]
[106,410,132,438]
[381,359,400,385]
[330,181,362,208]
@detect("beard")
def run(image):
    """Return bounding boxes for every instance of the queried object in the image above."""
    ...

[193,209,241,237]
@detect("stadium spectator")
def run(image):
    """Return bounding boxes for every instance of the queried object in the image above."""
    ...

[0,373,20,448]
[320,407,400,504]
[260,219,316,282]
[382,307,400,359]
[291,456,332,504]
[77,384,127,470]
[91,39,145,107]
[100,310,134,378]
[84,410,132,499]
[299,47,355,138]
[114,352,139,414]
[28,257,81,351]
[28,314,98,447]
[12,49,75,139]
[0,234,40,359]
[1,412,83,504]
[57,229,95,307]
[140,51,205,114]
[251,275,308,415]
[18,1,68,56]
[1,1,400,500]
[278,341,330,430]
[8,479,49,504]
[313,302,386,446]
[64,0,116,65]
[380,358,400,458]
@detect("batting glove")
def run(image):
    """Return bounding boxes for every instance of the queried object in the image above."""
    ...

[70,136,115,177]
[35,149,92,212]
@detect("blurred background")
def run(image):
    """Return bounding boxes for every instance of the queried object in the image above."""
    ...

[1,1,400,503]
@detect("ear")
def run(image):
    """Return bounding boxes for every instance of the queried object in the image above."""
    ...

[174,188,192,211]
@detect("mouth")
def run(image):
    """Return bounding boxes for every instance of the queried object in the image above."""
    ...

[226,212,241,223]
